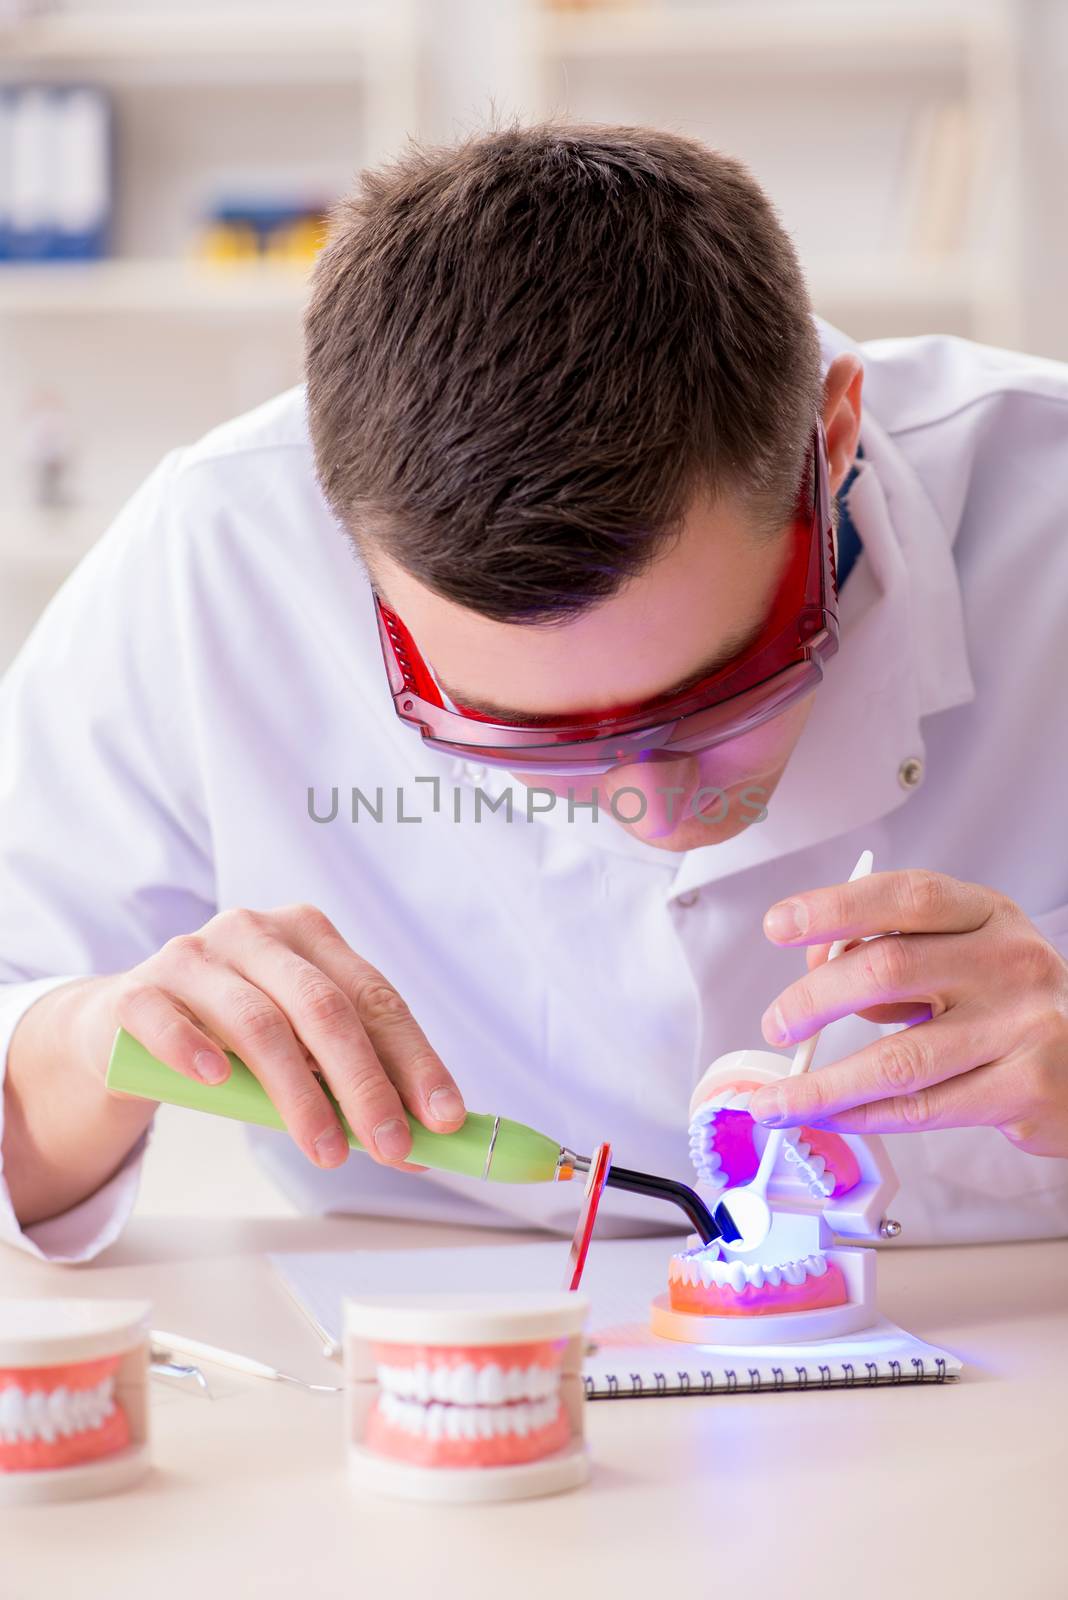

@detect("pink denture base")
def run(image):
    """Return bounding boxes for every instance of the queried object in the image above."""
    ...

[700,1088,861,1198]
[669,1260,849,1318]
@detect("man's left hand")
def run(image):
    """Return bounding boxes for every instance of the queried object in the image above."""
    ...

[748,869,1068,1158]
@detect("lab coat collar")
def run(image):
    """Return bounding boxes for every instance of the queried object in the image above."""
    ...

[664,322,978,896]
[456,320,977,887]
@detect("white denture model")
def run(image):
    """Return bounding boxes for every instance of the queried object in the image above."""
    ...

[0,1299,152,1504]
[345,1291,590,1503]
[651,1050,900,1348]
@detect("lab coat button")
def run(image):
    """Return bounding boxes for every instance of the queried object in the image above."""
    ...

[675,890,700,909]
[897,756,924,790]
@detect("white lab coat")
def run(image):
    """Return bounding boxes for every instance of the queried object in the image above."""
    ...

[1,318,1067,1262]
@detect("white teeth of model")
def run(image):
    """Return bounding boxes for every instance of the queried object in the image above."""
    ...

[425,1404,444,1441]
[429,1366,453,1404]
[49,1387,72,1439]
[0,1387,19,1440]
[781,1260,807,1285]
[27,1391,52,1444]
[690,1098,725,1123]
[2,1388,22,1442]
[476,1408,496,1440]
[806,1253,829,1277]
[726,1262,748,1293]
[476,1364,504,1405]
[763,1265,783,1287]
[452,1364,478,1405]
[530,1366,555,1400]
[689,1124,720,1152]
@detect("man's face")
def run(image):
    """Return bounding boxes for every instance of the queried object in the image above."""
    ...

[368,360,862,852]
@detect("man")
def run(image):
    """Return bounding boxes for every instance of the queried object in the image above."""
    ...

[1,125,1066,1263]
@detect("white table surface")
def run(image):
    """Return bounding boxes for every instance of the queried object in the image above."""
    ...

[2,1215,1067,1600]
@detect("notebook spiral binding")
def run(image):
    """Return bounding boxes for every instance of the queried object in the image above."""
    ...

[582,1354,950,1399]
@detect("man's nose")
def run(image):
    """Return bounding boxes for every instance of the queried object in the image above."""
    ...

[601,752,701,840]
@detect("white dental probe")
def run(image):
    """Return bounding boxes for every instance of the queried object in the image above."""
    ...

[712,849,875,1253]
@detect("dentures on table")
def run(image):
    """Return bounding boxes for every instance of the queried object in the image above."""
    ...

[651,1049,900,1347]
[666,1244,850,1318]
[0,1300,151,1505]
[345,1293,589,1502]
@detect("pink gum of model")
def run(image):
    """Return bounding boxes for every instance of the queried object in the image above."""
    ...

[697,1085,862,1199]
[0,1356,131,1473]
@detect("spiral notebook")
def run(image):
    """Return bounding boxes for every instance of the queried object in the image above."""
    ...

[269,1236,962,1397]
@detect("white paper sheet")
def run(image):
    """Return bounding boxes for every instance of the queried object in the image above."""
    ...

[269,1236,962,1396]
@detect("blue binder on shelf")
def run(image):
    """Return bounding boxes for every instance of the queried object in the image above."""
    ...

[0,83,113,263]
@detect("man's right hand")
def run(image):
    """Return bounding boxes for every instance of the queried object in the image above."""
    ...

[102,903,466,1169]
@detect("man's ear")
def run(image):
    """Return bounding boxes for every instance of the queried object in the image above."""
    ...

[821,354,864,496]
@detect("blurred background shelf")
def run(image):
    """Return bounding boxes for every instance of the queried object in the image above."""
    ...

[0,259,312,314]
[535,1,1000,63]
[0,11,413,75]
[3,0,1066,675]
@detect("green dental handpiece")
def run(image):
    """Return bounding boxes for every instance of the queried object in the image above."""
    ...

[105,1028,566,1185]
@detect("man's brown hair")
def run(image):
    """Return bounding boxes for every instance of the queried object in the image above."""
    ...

[305,123,822,624]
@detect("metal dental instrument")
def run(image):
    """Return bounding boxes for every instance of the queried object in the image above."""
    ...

[151,1331,342,1393]
[149,1355,212,1395]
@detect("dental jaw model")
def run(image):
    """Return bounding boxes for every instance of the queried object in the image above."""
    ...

[345,1292,589,1502]
[0,1299,151,1503]
[651,1050,899,1347]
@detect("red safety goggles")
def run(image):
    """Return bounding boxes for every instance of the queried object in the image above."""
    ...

[374,421,838,776]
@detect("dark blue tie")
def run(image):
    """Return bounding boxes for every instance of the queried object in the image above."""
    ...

[834,444,864,588]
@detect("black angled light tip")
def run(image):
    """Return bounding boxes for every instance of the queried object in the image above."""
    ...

[604,1165,741,1245]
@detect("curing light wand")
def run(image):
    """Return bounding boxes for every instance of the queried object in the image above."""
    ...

[559,1149,732,1245]
[106,1030,734,1245]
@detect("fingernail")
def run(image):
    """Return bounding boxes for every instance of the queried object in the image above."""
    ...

[193,1050,228,1084]
[314,1127,349,1167]
[764,900,808,941]
[428,1087,465,1123]
[374,1118,412,1160]
[750,1090,788,1127]
[762,1004,788,1046]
